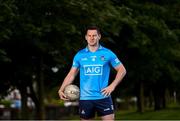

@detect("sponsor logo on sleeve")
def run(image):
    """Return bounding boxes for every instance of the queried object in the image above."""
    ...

[115,58,120,64]
[73,61,76,66]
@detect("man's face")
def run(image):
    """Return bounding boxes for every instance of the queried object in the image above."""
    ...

[85,30,101,46]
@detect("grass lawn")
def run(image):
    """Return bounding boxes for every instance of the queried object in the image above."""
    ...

[116,107,180,120]
[61,106,180,120]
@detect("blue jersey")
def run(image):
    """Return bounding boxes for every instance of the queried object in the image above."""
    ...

[72,45,121,100]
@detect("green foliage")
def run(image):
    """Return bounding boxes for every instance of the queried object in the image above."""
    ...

[0,49,11,62]
[0,0,179,118]
[0,99,12,108]
[0,0,15,41]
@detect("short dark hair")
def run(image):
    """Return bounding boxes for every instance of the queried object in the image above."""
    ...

[85,26,101,35]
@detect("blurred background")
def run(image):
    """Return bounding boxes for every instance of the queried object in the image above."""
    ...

[0,0,180,120]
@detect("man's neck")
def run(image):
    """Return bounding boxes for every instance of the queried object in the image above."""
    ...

[88,44,99,52]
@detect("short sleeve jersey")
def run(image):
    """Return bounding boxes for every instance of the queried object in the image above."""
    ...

[72,45,121,100]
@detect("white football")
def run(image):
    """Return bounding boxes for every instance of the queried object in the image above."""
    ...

[64,84,80,101]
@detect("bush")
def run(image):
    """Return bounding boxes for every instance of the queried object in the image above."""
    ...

[0,100,12,108]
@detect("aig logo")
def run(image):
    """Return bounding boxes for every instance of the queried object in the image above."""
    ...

[84,65,103,75]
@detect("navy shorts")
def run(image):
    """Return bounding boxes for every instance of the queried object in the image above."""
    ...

[79,97,114,119]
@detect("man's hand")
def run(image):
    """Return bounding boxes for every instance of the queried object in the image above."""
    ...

[58,90,69,101]
[101,64,126,97]
[101,84,115,97]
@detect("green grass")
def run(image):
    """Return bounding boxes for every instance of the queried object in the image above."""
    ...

[116,107,180,120]
[61,106,180,120]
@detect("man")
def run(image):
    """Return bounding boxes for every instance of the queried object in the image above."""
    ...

[58,26,126,120]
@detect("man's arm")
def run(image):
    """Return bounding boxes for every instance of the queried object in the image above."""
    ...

[101,64,126,96]
[58,67,79,100]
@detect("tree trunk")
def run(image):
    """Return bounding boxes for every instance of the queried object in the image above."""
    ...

[154,93,161,110]
[153,81,167,111]
[19,85,29,119]
[162,88,167,109]
[137,81,144,113]
[153,82,162,110]
[37,57,45,119]
[148,90,154,108]
[165,88,170,106]
[29,81,40,119]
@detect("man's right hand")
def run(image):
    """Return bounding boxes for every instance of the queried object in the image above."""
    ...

[58,90,69,101]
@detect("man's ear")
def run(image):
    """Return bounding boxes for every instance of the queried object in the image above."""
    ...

[85,35,87,40]
[98,34,101,39]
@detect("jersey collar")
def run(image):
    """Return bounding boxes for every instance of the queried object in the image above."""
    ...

[85,45,103,52]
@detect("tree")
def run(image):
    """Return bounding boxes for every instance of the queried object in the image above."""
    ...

[0,0,129,119]
[112,0,180,112]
